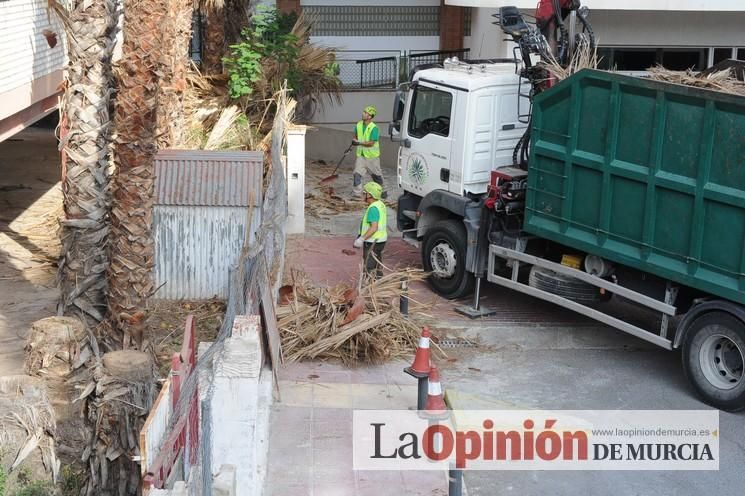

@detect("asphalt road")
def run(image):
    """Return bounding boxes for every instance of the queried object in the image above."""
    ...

[439,324,745,496]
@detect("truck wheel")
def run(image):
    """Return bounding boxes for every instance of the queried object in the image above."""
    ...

[422,220,474,299]
[682,312,745,412]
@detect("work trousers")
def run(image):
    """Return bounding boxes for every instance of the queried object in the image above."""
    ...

[362,241,386,279]
[353,156,384,194]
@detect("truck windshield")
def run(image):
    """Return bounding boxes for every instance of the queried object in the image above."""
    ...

[407,86,453,139]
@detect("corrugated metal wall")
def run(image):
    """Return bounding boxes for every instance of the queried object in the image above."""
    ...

[0,0,66,95]
[153,150,263,300]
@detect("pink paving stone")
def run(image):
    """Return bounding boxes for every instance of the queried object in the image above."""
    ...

[285,235,591,327]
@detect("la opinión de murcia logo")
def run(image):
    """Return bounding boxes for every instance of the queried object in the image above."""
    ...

[353,410,719,471]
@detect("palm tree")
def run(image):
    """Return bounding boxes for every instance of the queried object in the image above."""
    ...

[55,0,121,326]
[107,0,196,348]
[157,0,194,147]
[200,0,251,73]
[107,0,169,349]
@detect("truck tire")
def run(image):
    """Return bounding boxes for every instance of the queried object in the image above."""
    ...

[528,266,602,305]
[682,312,745,411]
[422,220,474,299]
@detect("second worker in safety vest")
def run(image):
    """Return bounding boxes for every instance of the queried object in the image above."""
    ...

[352,105,386,198]
[353,182,387,279]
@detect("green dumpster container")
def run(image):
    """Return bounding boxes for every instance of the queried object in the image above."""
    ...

[526,69,745,304]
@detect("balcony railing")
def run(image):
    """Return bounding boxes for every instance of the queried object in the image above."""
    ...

[335,49,472,90]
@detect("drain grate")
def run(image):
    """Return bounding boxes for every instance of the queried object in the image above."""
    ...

[437,338,478,349]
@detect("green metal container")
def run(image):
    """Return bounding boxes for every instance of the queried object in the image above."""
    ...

[526,69,745,304]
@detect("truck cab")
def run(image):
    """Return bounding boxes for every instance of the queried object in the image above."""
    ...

[395,60,526,198]
[393,59,529,298]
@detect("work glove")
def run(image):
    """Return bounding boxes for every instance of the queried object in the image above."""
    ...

[352,139,361,146]
[353,237,364,249]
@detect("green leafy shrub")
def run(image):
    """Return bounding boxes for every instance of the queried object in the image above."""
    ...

[224,7,300,99]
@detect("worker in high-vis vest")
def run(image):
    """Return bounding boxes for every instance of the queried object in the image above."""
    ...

[353,182,388,278]
[351,105,386,198]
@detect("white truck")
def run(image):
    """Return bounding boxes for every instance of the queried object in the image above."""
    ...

[389,8,745,411]
[392,59,527,299]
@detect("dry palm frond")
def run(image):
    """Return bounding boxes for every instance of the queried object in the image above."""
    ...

[647,66,745,96]
[541,42,600,82]
[0,376,58,483]
[204,105,241,149]
[278,269,444,366]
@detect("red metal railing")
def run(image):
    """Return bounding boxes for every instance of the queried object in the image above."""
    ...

[141,315,200,492]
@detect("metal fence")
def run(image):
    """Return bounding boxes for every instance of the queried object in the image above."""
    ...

[336,49,472,89]
[337,50,401,89]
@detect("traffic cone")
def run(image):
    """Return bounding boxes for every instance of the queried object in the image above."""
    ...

[404,327,431,378]
[421,366,450,420]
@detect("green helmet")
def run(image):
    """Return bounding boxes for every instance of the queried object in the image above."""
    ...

[363,181,383,200]
[364,105,377,117]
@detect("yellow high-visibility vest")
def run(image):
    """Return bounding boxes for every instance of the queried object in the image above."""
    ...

[360,200,387,242]
[355,121,380,159]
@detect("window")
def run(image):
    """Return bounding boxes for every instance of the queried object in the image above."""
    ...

[662,49,707,70]
[738,48,745,61]
[596,47,709,71]
[713,48,734,65]
[614,49,657,71]
[408,86,453,138]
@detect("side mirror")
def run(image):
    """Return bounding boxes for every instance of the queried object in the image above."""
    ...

[389,88,407,141]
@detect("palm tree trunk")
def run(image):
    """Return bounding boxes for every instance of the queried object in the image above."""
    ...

[56,0,120,326]
[156,0,194,147]
[108,0,167,349]
[201,5,226,74]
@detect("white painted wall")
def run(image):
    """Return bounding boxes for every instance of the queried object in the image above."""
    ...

[591,11,745,47]
[314,91,396,126]
[310,36,440,52]
[446,0,745,11]
[0,0,65,106]
[309,90,399,166]
[303,0,439,6]
[467,8,745,60]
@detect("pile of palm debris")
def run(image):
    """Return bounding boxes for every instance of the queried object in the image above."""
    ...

[179,13,340,153]
[278,269,444,366]
[647,66,745,96]
[305,161,396,218]
[0,376,59,488]
[542,42,600,82]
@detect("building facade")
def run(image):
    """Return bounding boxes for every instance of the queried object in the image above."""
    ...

[455,0,745,71]
[0,0,66,142]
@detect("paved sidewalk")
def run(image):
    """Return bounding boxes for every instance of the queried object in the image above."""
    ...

[265,361,447,496]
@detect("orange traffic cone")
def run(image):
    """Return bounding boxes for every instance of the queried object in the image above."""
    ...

[421,366,450,420]
[405,327,432,378]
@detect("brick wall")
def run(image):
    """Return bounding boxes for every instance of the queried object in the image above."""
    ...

[277,0,301,15]
[439,0,464,51]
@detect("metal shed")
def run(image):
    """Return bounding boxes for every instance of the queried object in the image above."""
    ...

[153,150,263,300]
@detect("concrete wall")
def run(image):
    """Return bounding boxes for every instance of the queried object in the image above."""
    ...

[210,316,273,496]
[591,11,745,47]
[306,126,399,170]
[446,0,745,10]
[309,90,398,167]
[467,8,745,60]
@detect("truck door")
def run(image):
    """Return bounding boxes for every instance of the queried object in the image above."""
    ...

[399,83,456,196]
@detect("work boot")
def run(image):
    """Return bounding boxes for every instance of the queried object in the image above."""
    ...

[351,173,364,199]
